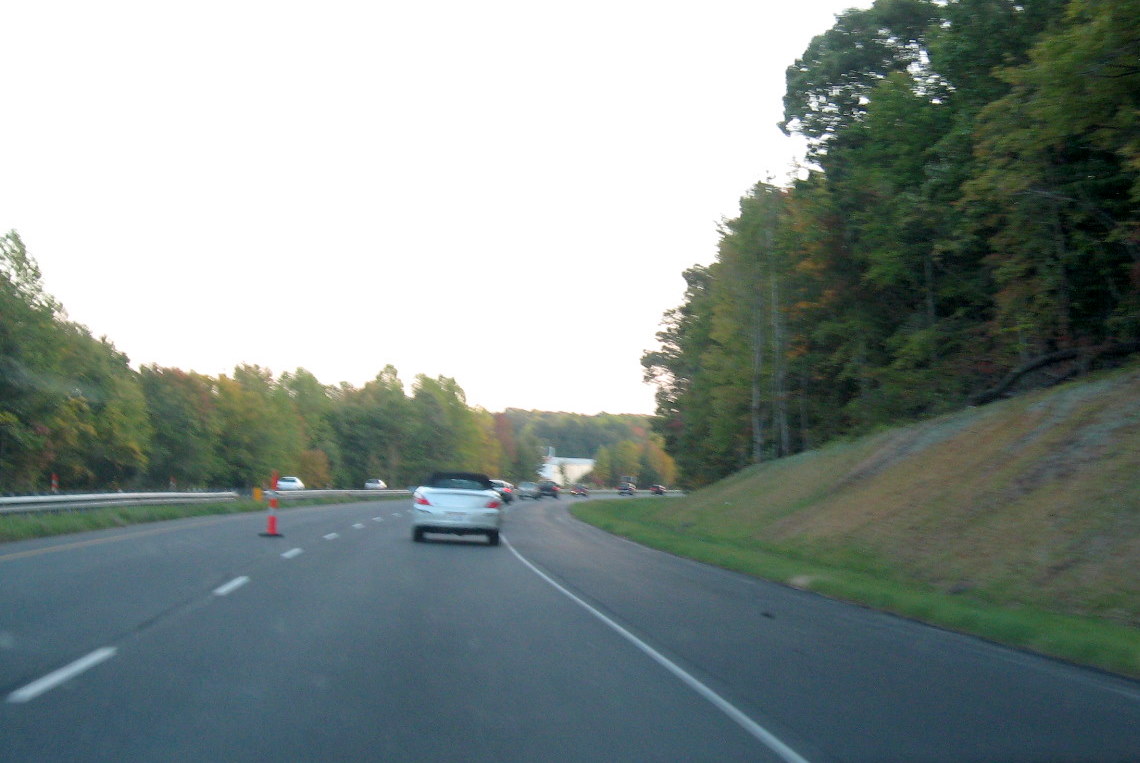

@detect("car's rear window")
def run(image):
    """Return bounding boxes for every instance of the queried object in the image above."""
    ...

[427,472,493,490]
[432,478,482,489]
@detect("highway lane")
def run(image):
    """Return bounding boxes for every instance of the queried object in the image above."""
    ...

[2,496,1139,761]
[0,500,410,690]
[1,499,781,761]
[508,498,1140,761]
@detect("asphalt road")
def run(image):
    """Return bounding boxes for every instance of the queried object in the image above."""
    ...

[2,496,1139,761]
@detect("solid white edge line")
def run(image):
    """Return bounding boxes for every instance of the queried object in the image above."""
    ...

[7,647,118,703]
[504,536,811,763]
[212,576,250,596]
[281,547,304,559]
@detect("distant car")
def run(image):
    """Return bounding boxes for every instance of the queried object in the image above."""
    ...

[276,476,304,490]
[364,478,387,490]
[411,471,503,546]
[569,484,589,497]
[617,481,636,495]
[490,479,515,504]
[537,480,561,499]
[650,484,666,495]
[516,481,541,500]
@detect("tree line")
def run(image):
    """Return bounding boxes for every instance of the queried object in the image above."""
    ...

[643,0,1139,487]
[1,231,672,493]
[500,409,677,488]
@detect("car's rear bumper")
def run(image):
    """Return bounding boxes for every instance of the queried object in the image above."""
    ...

[412,509,501,533]
[414,525,498,537]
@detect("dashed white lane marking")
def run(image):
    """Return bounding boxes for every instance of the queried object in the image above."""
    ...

[7,647,118,703]
[212,576,250,596]
[323,533,339,540]
[391,512,402,517]
[373,517,384,522]
[281,548,304,559]
[353,523,365,529]
[504,538,811,763]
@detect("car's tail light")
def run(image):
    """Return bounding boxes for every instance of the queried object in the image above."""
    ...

[415,494,430,506]
[486,499,502,509]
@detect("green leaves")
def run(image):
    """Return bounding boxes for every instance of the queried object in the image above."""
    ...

[781,0,939,151]
[1,229,665,493]
[963,0,1140,354]
[648,0,1138,487]
[140,366,222,488]
[1,232,151,490]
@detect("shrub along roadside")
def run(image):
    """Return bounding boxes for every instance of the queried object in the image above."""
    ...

[570,500,1140,680]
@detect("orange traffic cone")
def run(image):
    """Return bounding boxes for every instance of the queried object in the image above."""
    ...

[260,494,283,537]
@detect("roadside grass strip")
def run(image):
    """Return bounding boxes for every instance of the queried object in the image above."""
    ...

[0,494,410,544]
[571,500,1140,680]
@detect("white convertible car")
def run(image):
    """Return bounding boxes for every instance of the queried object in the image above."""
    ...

[411,472,503,546]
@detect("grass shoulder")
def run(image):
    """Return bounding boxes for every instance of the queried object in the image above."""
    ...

[571,362,1140,680]
[0,494,398,544]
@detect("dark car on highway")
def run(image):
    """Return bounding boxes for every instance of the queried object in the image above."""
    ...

[537,480,561,499]
[490,479,515,504]
[516,481,540,500]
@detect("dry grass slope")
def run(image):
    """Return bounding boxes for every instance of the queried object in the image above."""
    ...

[656,364,1140,625]
[575,362,1140,676]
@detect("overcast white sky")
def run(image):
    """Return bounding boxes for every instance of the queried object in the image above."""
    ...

[2,0,868,415]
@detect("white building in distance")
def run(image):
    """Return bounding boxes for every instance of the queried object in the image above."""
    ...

[537,447,594,485]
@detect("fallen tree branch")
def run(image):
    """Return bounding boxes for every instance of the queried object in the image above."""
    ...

[969,341,1140,406]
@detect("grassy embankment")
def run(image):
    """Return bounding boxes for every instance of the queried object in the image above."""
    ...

[0,495,397,544]
[573,362,1140,678]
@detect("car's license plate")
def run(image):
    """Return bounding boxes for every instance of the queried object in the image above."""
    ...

[446,511,466,519]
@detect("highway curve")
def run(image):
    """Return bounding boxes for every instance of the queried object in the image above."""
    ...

[2,496,1139,761]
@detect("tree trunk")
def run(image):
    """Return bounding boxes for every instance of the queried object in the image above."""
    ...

[770,267,790,457]
[750,289,765,464]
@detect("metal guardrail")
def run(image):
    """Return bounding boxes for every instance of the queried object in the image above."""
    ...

[0,488,413,516]
[0,491,241,516]
[265,488,677,502]
[510,489,683,499]
[0,486,672,516]
[270,489,409,501]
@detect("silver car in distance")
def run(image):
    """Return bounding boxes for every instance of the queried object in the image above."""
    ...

[411,472,503,546]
